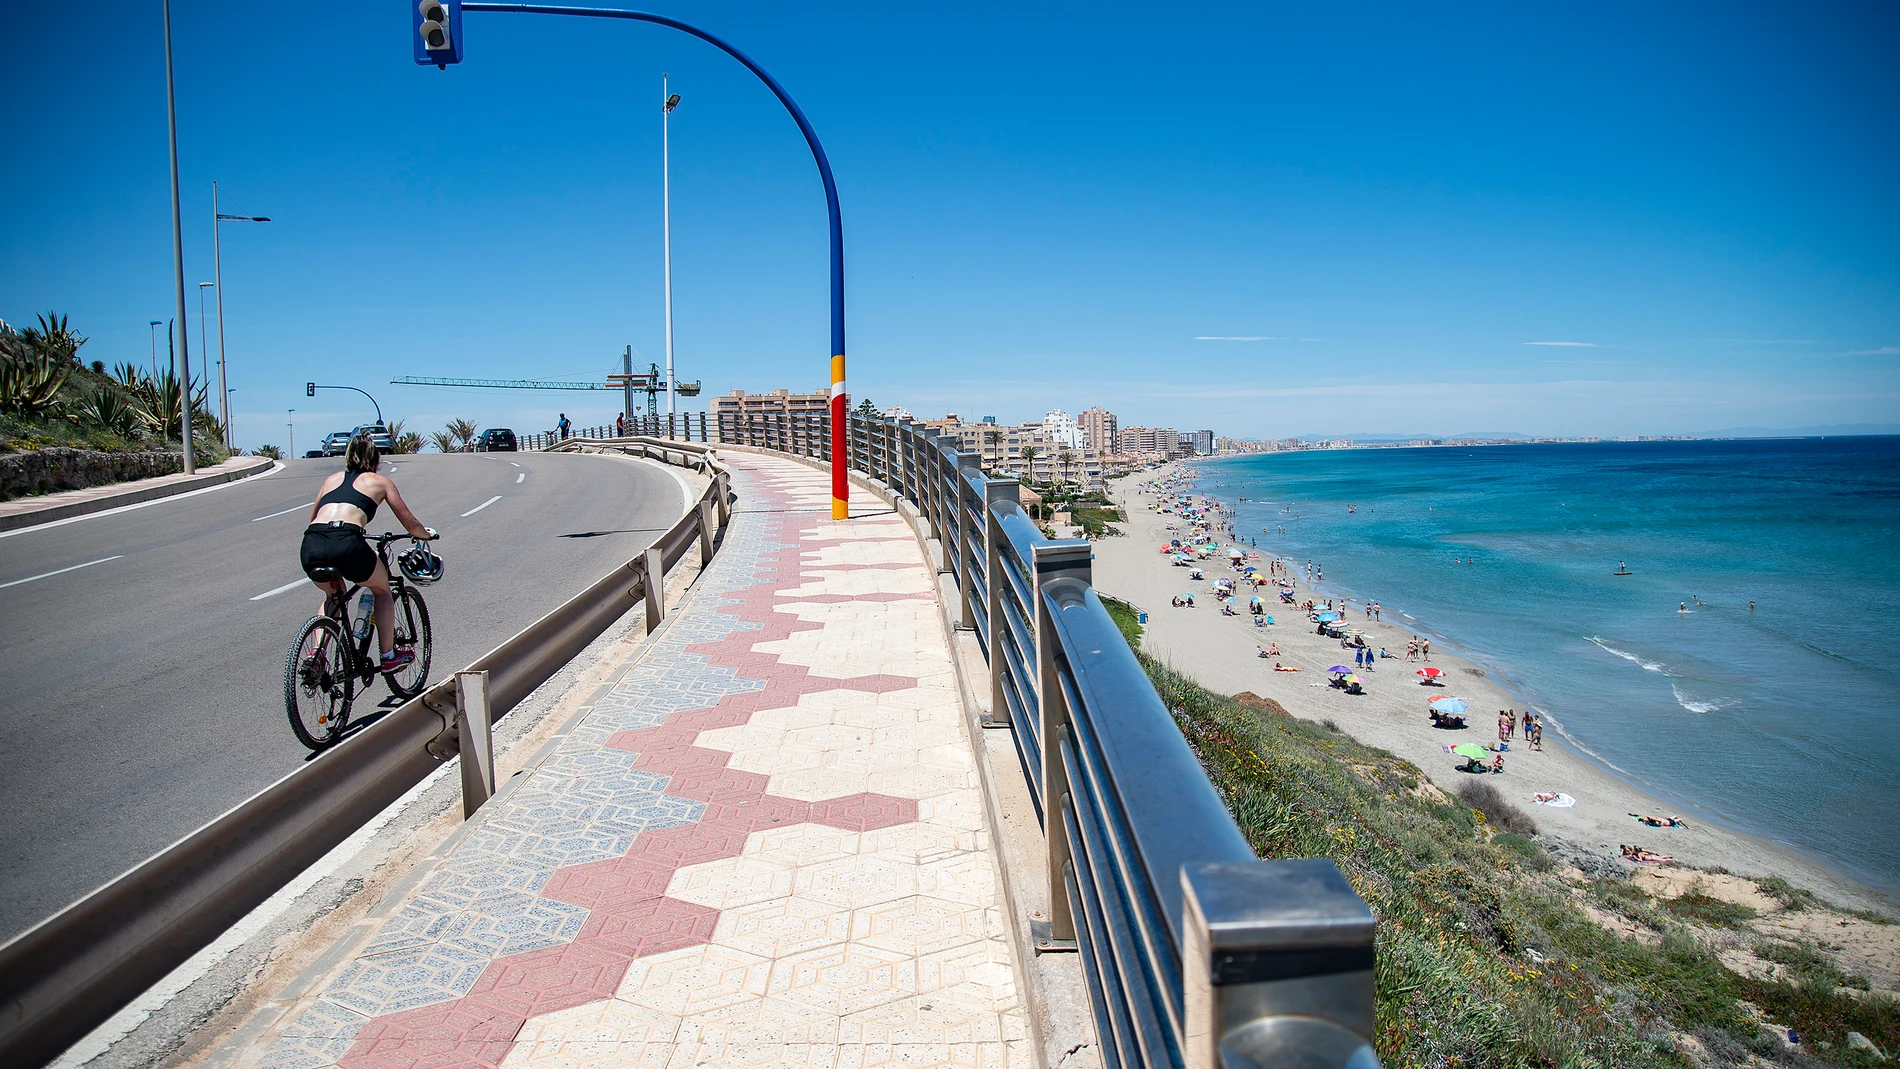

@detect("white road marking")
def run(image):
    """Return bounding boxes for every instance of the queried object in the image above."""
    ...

[462,495,502,517]
[0,461,284,540]
[251,504,307,522]
[510,461,521,467]
[249,578,310,601]
[0,555,124,590]
[516,472,525,483]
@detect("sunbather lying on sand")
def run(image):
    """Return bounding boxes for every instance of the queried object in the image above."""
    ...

[1631,814,1689,828]
[1621,845,1675,864]
[1534,791,1560,803]
[1272,662,1301,672]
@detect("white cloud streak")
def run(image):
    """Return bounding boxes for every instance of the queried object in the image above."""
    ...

[1193,336,1280,341]
[1522,341,1598,347]
[1847,346,1900,356]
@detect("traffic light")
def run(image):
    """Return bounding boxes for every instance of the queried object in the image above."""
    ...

[307,382,316,397]
[413,0,463,68]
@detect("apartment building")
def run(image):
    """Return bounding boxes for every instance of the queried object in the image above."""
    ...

[1077,407,1118,453]
[1116,425,1182,456]
[711,388,831,418]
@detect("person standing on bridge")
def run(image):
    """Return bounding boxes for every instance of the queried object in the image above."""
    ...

[300,434,435,672]
[558,413,571,440]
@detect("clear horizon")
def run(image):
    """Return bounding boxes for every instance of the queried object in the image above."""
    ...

[4,2,1896,448]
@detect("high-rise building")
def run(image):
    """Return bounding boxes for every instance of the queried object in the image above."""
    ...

[1077,407,1118,453]
[1189,429,1215,455]
[1042,409,1083,449]
[1117,426,1181,456]
[712,388,831,417]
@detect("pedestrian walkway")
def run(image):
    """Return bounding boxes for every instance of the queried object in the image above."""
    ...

[242,452,1028,1069]
[0,454,272,531]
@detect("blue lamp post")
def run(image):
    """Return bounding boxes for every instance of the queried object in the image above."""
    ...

[417,2,849,517]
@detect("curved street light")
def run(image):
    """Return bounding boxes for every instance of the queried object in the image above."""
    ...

[456,3,850,517]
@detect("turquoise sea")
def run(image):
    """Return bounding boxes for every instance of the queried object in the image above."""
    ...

[1191,437,1900,896]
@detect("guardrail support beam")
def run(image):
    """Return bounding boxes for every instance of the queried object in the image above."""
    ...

[696,499,717,561]
[644,547,666,631]
[1181,860,1379,1069]
[1032,540,1091,946]
[983,477,1019,726]
[456,671,497,818]
[955,453,980,630]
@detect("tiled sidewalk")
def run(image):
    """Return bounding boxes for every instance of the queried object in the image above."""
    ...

[246,453,1028,1069]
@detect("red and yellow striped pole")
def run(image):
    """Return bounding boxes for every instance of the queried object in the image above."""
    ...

[830,353,848,519]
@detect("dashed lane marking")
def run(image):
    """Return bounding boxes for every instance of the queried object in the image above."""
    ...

[0,555,124,590]
[461,495,502,517]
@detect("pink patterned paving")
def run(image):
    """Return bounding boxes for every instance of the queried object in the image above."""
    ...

[333,460,930,1069]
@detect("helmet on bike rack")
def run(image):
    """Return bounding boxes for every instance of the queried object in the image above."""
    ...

[399,542,445,584]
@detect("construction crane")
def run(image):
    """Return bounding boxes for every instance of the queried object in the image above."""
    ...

[392,366,702,419]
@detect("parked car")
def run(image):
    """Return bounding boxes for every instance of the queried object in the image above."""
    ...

[304,449,326,459]
[472,428,517,452]
[352,422,396,453]
[321,431,353,456]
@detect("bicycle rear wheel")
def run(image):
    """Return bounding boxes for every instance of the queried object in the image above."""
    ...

[286,616,354,750]
[383,586,433,700]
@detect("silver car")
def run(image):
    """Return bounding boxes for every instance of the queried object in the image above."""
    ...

[352,423,397,453]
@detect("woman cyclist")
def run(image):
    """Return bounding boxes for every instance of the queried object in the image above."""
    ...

[300,434,434,671]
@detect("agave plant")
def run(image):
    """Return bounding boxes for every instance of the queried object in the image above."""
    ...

[19,311,86,366]
[74,386,146,438]
[0,333,73,416]
[428,430,457,454]
[394,431,423,454]
[131,365,211,443]
[255,444,284,460]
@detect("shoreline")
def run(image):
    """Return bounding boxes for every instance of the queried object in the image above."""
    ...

[1094,461,1895,916]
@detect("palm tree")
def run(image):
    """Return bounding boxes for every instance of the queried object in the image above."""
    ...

[1057,450,1075,486]
[983,430,1003,470]
[1018,445,1040,483]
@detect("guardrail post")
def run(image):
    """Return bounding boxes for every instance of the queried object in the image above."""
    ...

[955,453,980,629]
[1181,860,1379,1069]
[1032,538,1091,946]
[455,670,496,818]
[696,498,716,560]
[984,478,1018,725]
[644,547,665,631]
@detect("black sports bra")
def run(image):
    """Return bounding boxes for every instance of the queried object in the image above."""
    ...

[317,470,379,522]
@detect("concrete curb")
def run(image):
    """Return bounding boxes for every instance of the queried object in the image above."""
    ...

[0,457,276,533]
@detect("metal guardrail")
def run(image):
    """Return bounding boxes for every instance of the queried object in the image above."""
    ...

[0,439,730,1069]
[522,413,712,452]
[718,413,1380,1069]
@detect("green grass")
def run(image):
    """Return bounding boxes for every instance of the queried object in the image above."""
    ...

[1664,891,1758,929]
[1125,644,1897,1067]
[1096,594,1144,649]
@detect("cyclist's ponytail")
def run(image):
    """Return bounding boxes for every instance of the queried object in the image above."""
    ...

[345,433,380,472]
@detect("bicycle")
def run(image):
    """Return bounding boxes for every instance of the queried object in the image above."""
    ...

[284,531,440,751]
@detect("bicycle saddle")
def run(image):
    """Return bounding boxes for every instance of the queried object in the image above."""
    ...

[308,566,341,583]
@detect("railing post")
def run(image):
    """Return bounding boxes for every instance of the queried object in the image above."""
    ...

[455,670,495,819]
[1032,540,1091,945]
[643,547,665,631]
[955,453,980,628]
[984,478,1018,725]
[1180,861,1378,1069]
[696,498,716,560]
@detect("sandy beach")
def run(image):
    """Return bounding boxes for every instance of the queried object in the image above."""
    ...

[1092,462,1894,917]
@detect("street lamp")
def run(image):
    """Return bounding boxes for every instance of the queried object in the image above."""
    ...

[148,321,163,377]
[663,77,679,430]
[213,182,270,451]
[162,0,193,474]
[196,283,215,438]
[288,408,295,459]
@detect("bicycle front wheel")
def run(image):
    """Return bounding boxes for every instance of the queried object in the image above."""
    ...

[383,586,433,700]
[286,616,354,751]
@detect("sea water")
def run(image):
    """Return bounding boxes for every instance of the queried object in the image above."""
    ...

[1190,437,1900,895]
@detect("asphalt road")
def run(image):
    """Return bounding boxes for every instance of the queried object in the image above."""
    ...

[0,450,694,942]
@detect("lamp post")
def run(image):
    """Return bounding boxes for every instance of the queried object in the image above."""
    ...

[196,283,214,439]
[148,321,162,377]
[662,76,679,429]
[162,0,193,475]
[213,182,270,451]
[453,3,849,519]
[287,408,295,459]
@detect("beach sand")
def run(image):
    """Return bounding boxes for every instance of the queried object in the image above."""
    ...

[1092,462,1894,918]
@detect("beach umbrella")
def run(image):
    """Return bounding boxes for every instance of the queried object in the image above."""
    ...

[1343,674,1361,684]
[1451,744,1489,761]
[1316,612,1340,623]
[1417,667,1446,679]
[1432,698,1469,715]
[1328,665,1351,674]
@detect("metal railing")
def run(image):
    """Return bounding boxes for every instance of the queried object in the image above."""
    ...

[522,413,712,452]
[719,412,1380,1069]
[0,439,731,1069]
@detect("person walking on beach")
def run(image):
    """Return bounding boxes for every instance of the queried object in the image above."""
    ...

[1373,602,1381,621]
[1498,711,1510,743]
[1508,709,1518,739]
[1421,638,1431,659]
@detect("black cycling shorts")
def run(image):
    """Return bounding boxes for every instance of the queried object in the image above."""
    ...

[301,523,377,584]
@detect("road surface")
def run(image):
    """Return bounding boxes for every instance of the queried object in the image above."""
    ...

[0,450,693,942]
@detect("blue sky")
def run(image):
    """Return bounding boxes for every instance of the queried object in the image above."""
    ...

[4,1,1897,447]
